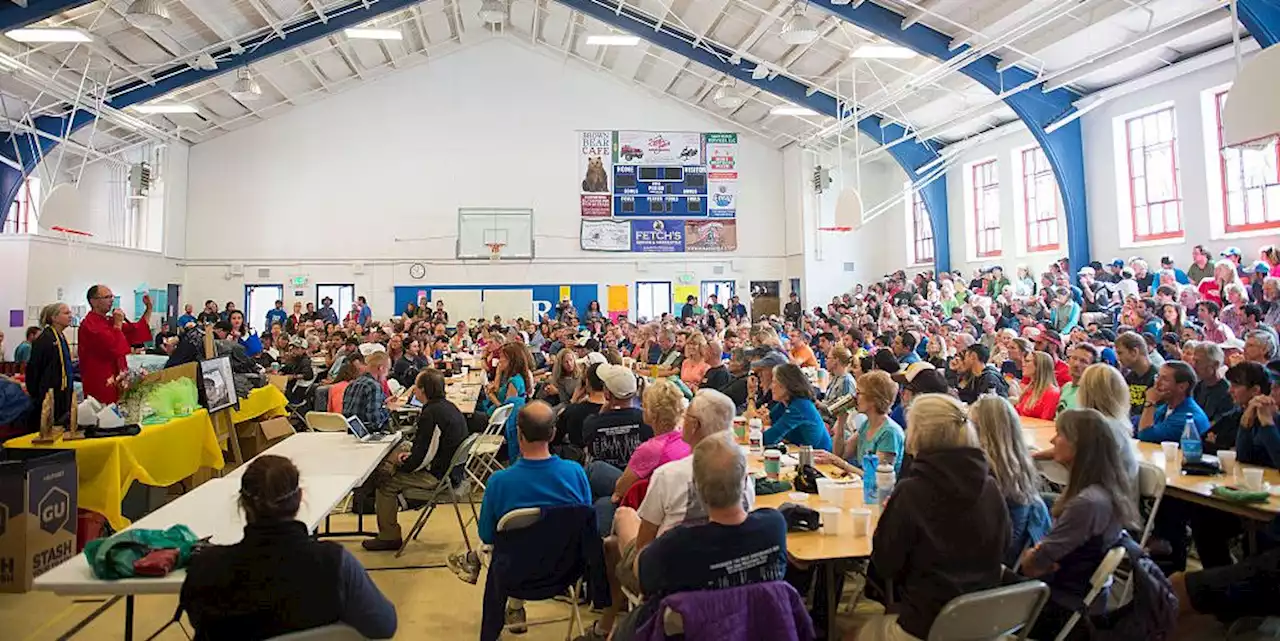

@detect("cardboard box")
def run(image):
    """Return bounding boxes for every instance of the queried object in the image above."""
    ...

[235,416,296,459]
[0,450,78,593]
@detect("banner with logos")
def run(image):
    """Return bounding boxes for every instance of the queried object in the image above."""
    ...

[631,220,686,253]
[705,133,739,218]
[578,130,613,217]
[615,131,704,166]
[580,219,631,252]
[686,220,738,252]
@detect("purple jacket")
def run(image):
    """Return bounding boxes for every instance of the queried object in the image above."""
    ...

[635,581,814,641]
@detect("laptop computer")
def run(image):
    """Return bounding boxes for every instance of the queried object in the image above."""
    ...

[346,415,394,443]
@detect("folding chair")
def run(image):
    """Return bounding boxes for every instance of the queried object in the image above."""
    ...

[305,411,350,432]
[1054,546,1126,641]
[396,433,483,559]
[267,623,381,640]
[926,580,1049,641]
[466,403,513,489]
[482,506,591,641]
[1110,461,1166,606]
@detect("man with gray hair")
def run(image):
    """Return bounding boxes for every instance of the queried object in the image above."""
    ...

[1188,341,1232,425]
[584,389,754,640]
[1243,328,1279,365]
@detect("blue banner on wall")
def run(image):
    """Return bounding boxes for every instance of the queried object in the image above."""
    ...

[393,284,597,324]
[631,220,685,253]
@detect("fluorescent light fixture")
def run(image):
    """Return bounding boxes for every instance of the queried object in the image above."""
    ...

[343,28,403,40]
[133,104,198,114]
[851,44,918,59]
[771,105,819,117]
[586,34,640,46]
[6,28,92,43]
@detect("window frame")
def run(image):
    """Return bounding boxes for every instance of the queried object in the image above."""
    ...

[908,189,934,266]
[1214,89,1280,234]
[1020,146,1060,253]
[1123,106,1184,242]
[970,159,1001,258]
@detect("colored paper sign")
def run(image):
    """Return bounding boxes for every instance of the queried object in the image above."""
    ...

[686,220,738,252]
[631,220,685,253]
[705,133,738,218]
[578,130,613,217]
[580,220,631,252]
[616,131,704,166]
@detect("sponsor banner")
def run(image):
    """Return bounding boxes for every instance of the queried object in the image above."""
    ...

[686,220,737,252]
[580,219,631,252]
[578,131,613,217]
[631,220,686,253]
[616,131,703,166]
[705,133,738,218]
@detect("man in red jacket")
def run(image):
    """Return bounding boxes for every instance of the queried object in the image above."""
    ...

[79,285,152,404]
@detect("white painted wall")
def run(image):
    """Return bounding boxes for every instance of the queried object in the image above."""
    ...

[183,39,789,318]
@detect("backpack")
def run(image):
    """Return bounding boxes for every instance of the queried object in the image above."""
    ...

[1085,531,1179,641]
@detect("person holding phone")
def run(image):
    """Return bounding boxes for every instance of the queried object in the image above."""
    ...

[79,285,152,404]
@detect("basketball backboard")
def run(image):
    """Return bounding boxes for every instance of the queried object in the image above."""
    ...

[457,208,534,259]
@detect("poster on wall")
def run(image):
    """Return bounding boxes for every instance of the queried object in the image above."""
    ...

[631,220,686,253]
[580,220,631,252]
[615,131,703,166]
[705,133,738,218]
[685,220,738,252]
[578,130,613,217]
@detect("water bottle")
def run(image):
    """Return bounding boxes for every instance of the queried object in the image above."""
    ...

[1180,417,1203,464]
[862,454,879,505]
[748,419,764,454]
[876,463,896,507]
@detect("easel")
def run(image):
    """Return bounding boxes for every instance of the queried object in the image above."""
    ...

[204,330,244,467]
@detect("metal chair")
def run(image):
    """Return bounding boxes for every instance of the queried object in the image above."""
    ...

[925,580,1050,641]
[305,411,349,432]
[489,507,586,640]
[266,623,380,640]
[396,433,483,559]
[467,403,513,489]
[1054,546,1127,641]
[1110,461,1167,607]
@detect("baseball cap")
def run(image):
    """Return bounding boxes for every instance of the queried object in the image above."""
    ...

[1221,246,1242,257]
[580,351,608,367]
[750,350,788,370]
[597,363,637,398]
[1253,261,1270,274]
[906,368,949,394]
[1077,266,1095,277]
[892,361,936,384]
[1160,255,1174,265]
[1089,328,1117,342]
[1110,259,1125,268]
[1038,329,1063,347]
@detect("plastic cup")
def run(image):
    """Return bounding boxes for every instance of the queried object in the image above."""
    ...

[764,449,782,480]
[1244,468,1265,491]
[818,507,843,536]
[849,508,872,537]
[1161,442,1179,467]
[816,478,836,503]
[1218,450,1237,475]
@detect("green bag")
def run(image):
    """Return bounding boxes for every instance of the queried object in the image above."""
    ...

[1210,485,1270,503]
[143,378,200,424]
[84,524,200,580]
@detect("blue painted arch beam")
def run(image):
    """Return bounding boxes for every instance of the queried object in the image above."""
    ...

[1239,0,1280,46]
[813,0,1091,273]
[554,0,952,271]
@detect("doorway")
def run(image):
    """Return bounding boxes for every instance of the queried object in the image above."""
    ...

[700,280,735,307]
[316,284,356,323]
[245,284,283,333]
[636,281,673,321]
[749,281,781,320]
[166,284,181,331]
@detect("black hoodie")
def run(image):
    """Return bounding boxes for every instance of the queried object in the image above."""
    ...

[871,447,1009,639]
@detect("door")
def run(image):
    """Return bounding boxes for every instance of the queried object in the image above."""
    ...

[749,281,781,320]
[166,284,181,331]
[316,284,355,324]
[636,281,673,321]
[245,284,284,333]
[700,280,735,307]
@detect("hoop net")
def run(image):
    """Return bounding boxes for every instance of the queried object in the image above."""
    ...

[818,226,853,233]
[50,225,93,262]
[486,242,506,262]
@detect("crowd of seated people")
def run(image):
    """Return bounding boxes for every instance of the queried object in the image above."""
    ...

[37,241,1280,639]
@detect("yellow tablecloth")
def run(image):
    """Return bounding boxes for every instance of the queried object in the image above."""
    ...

[230,384,288,424]
[3,410,225,531]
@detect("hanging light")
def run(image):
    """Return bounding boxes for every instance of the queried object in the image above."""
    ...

[779,3,818,46]
[478,0,507,24]
[230,68,262,102]
[713,80,746,110]
[125,0,172,30]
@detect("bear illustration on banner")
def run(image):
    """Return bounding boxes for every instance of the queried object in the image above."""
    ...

[582,156,608,193]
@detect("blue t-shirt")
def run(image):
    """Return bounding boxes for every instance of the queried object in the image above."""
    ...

[848,414,906,474]
[763,397,832,451]
[265,308,287,330]
[898,351,921,365]
[176,314,197,329]
[477,456,591,544]
[499,375,530,461]
[1136,397,1210,443]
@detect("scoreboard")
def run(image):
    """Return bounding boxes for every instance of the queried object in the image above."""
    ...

[612,165,710,217]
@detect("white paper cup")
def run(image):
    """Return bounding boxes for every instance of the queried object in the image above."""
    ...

[849,508,872,537]
[1218,450,1237,475]
[1161,442,1179,466]
[816,478,836,503]
[461,366,469,377]
[1244,468,1265,491]
[818,507,843,536]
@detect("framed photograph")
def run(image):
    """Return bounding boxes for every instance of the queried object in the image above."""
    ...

[199,355,239,414]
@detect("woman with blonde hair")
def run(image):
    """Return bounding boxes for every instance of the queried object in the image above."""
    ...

[600,379,690,527]
[1015,351,1061,419]
[970,396,1050,567]
[854,393,1007,641]
[820,370,904,475]
[679,334,710,389]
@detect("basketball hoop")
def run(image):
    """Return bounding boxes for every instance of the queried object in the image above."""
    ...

[486,242,506,262]
[50,225,93,262]
[818,226,853,233]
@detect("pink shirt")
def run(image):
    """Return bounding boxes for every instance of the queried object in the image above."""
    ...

[627,430,692,479]
[681,360,710,387]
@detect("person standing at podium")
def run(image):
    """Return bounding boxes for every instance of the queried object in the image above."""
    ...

[79,284,152,404]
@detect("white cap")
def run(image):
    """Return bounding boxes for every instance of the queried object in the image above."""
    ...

[597,363,637,399]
